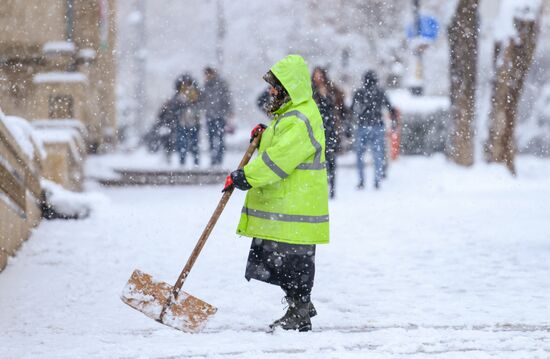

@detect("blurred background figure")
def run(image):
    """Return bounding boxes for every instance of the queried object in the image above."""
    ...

[326,74,347,156]
[151,75,190,164]
[176,74,202,166]
[201,67,233,167]
[256,87,271,115]
[312,67,338,199]
[351,70,396,190]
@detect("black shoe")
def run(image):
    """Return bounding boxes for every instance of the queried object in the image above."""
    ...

[357,181,364,190]
[279,297,317,317]
[374,181,380,190]
[269,296,312,332]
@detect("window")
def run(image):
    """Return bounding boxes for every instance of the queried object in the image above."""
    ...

[48,95,74,119]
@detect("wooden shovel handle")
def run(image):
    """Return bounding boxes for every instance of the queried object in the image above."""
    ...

[171,134,262,297]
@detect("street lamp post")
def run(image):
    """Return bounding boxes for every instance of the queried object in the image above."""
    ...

[410,0,424,95]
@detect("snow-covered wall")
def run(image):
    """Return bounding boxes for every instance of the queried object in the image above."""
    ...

[0,108,44,272]
[0,109,45,162]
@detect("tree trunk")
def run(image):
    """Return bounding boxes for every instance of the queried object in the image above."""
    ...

[447,0,480,166]
[484,6,542,175]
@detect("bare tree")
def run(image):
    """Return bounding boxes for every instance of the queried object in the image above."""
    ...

[447,0,480,166]
[484,1,543,175]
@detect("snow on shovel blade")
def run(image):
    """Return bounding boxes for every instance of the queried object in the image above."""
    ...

[120,269,217,333]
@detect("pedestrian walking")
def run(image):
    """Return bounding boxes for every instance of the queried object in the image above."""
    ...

[223,55,329,332]
[351,70,397,189]
[155,76,189,164]
[312,67,338,199]
[201,67,232,166]
[176,74,201,166]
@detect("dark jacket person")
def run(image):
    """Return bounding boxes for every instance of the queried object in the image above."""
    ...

[201,67,232,166]
[155,76,189,163]
[351,70,395,189]
[312,66,338,199]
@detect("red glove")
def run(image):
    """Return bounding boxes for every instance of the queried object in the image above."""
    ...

[250,123,267,143]
[222,174,234,192]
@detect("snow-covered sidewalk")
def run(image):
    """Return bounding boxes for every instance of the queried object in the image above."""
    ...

[1,155,550,358]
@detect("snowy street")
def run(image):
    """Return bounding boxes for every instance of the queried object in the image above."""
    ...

[2,0,550,357]
[1,155,550,358]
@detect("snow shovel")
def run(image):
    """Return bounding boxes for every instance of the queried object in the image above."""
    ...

[121,135,262,333]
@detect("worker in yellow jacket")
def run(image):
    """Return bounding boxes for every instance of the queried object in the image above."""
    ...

[223,55,329,332]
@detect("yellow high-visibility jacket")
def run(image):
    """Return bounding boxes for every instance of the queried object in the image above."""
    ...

[236,55,329,245]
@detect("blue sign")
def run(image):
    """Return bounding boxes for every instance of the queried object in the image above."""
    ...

[406,15,439,40]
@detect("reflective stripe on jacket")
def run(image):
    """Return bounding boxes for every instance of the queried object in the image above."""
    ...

[236,55,329,245]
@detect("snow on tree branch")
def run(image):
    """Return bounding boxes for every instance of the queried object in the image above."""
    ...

[494,0,543,42]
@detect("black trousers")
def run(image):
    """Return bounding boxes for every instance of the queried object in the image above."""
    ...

[245,238,315,302]
[206,117,226,165]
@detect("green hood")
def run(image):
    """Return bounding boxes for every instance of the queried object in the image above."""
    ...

[270,55,312,106]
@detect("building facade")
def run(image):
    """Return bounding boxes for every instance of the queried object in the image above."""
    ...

[0,0,117,152]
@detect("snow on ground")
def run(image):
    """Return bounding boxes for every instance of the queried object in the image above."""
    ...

[1,152,550,358]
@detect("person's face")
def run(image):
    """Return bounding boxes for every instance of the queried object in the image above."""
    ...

[313,70,323,85]
[269,85,279,97]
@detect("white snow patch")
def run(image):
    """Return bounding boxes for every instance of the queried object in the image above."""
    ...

[42,41,75,53]
[33,72,87,84]
[41,179,106,219]
[388,89,450,114]
[1,112,46,160]
[78,48,96,60]
[32,119,88,138]
[494,0,543,42]
[33,127,85,161]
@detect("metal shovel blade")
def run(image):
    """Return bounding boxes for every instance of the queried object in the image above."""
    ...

[120,269,217,333]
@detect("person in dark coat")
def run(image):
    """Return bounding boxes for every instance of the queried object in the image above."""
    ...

[312,67,338,199]
[351,70,396,189]
[175,74,202,166]
[328,80,349,152]
[155,76,188,163]
[201,67,232,166]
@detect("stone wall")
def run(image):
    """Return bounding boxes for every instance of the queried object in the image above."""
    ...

[0,119,42,272]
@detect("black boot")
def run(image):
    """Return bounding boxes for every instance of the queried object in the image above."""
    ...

[309,301,317,318]
[269,296,312,332]
[281,289,317,317]
[276,299,317,318]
